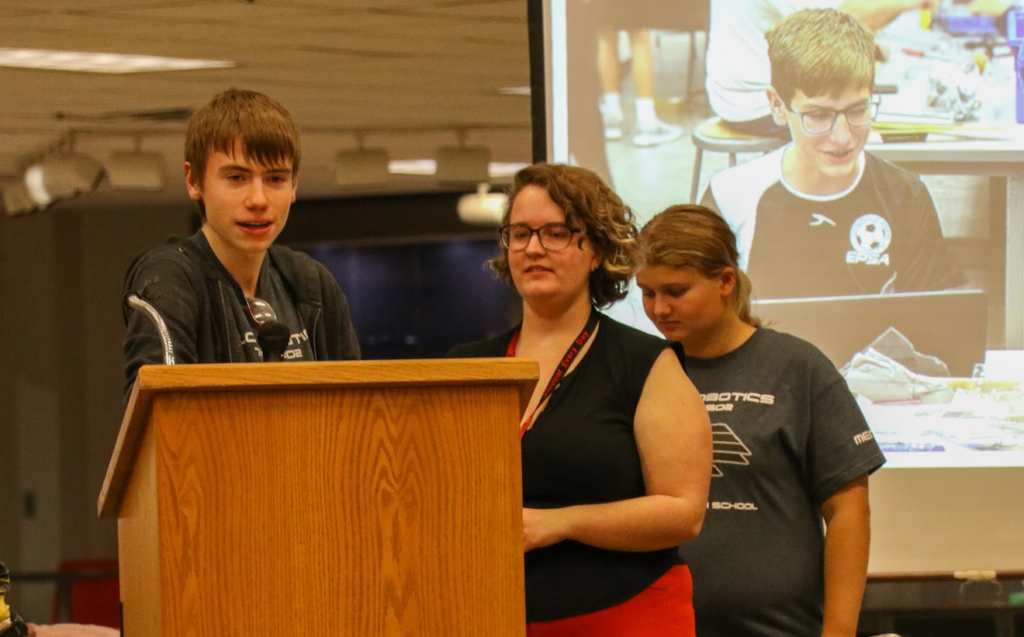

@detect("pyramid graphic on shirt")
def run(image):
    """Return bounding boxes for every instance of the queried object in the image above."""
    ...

[711,423,752,477]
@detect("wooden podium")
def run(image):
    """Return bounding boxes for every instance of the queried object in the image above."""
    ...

[98,359,538,636]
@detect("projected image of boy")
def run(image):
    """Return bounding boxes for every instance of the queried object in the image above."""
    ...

[701,9,965,299]
[704,0,938,137]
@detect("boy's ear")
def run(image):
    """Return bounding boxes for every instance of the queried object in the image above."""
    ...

[766,88,787,125]
[184,162,203,202]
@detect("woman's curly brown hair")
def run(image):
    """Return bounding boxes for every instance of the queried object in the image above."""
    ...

[489,163,639,308]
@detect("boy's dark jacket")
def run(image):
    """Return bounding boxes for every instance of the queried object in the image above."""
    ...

[122,231,360,399]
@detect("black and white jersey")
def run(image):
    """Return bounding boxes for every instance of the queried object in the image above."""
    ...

[701,148,964,299]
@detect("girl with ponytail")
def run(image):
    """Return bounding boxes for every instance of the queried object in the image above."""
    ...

[637,204,885,637]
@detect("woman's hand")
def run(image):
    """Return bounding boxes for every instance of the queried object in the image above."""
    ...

[523,507,570,552]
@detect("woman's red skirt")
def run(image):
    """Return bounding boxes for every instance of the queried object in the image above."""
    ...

[526,564,695,637]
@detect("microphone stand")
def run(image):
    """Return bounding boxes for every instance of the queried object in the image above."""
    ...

[126,293,176,365]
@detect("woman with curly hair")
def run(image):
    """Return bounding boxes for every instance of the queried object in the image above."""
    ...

[451,163,711,636]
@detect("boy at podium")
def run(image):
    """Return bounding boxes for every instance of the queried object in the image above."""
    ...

[122,89,360,397]
[701,8,964,300]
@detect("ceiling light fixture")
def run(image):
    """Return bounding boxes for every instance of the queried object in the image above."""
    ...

[388,159,437,176]
[498,86,532,96]
[435,131,492,184]
[20,132,106,208]
[457,183,508,226]
[23,152,105,207]
[387,159,528,179]
[0,48,234,74]
[335,137,390,188]
[488,162,530,178]
[0,178,38,217]
[436,146,491,184]
[106,151,166,191]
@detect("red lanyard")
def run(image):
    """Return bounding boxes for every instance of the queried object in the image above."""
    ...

[507,310,599,439]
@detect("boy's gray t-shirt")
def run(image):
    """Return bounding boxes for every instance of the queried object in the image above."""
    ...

[199,238,315,364]
[682,327,885,637]
[250,262,315,361]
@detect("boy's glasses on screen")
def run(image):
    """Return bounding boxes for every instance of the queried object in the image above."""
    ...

[500,223,582,252]
[787,95,881,136]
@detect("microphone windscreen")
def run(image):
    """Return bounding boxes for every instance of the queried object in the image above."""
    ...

[256,320,292,362]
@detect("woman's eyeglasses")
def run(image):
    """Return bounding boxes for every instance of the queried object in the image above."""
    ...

[499,223,582,252]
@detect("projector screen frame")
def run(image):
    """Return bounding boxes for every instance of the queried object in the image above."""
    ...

[528,0,1024,577]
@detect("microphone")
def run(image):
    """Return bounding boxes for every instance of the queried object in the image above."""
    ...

[257,320,291,362]
[125,293,175,365]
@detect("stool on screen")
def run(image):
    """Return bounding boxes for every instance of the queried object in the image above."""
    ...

[690,117,787,202]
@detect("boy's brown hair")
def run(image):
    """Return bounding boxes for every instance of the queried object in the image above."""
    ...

[767,9,875,105]
[184,89,301,219]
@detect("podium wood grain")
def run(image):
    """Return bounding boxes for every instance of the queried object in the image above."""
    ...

[102,359,537,636]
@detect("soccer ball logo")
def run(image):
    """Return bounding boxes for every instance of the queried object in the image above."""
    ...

[849,214,891,256]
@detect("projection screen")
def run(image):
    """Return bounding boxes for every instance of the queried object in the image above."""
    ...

[533,0,1024,575]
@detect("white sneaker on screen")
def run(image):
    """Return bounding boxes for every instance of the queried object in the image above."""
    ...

[633,122,683,147]
[600,93,625,140]
[605,125,624,140]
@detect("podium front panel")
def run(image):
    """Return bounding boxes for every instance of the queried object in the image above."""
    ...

[120,381,526,636]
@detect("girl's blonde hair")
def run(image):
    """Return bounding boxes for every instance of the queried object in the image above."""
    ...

[639,205,760,327]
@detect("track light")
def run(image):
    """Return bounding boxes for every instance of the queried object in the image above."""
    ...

[335,148,390,188]
[436,145,490,184]
[106,151,166,191]
[0,178,38,216]
[23,152,105,206]
[457,183,507,225]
